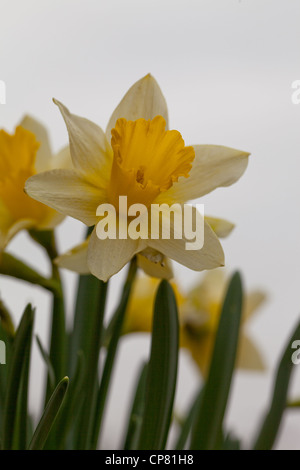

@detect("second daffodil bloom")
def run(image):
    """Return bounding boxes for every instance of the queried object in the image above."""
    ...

[25,75,249,282]
[0,116,71,251]
[123,270,266,377]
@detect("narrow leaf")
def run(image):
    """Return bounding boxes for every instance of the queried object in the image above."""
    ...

[175,388,203,450]
[138,280,179,450]
[2,304,35,450]
[28,377,69,450]
[12,318,34,449]
[253,317,300,450]
[190,272,243,450]
[123,362,148,450]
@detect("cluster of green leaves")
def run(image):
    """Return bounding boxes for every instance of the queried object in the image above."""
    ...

[0,229,300,450]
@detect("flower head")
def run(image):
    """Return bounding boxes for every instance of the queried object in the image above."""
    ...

[25,75,249,281]
[0,116,70,251]
[123,270,266,377]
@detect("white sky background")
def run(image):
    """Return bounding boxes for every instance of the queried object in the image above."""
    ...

[0,0,300,449]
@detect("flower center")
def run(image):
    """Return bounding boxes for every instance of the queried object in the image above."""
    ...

[108,116,195,211]
[0,126,49,222]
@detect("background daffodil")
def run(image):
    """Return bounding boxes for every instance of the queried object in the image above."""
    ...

[25,75,249,282]
[0,116,70,252]
[122,270,266,377]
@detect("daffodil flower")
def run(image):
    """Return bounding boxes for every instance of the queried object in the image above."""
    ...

[25,75,249,282]
[0,116,70,251]
[122,270,266,377]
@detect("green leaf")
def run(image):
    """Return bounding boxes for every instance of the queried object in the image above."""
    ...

[253,317,300,450]
[190,272,243,450]
[31,231,67,450]
[123,362,148,450]
[28,377,69,450]
[138,280,179,450]
[2,304,35,450]
[175,388,203,450]
[55,351,85,449]
[90,258,138,450]
[0,300,14,419]
[13,317,34,450]
[222,432,241,450]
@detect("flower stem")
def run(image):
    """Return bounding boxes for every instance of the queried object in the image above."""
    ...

[90,257,138,449]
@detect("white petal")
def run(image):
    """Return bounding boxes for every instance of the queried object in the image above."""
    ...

[50,145,73,170]
[38,211,65,230]
[25,169,106,226]
[55,239,90,274]
[106,74,169,140]
[19,115,52,172]
[187,268,226,308]
[244,291,267,321]
[205,216,235,238]
[157,145,249,203]
[137,251,173,280]
[87,228,145,282]
[148,205,224,271]
[53,99,112,185]
[237,334,265,371]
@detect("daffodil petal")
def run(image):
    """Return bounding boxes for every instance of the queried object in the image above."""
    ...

[38,211,65,230]
[55,239,90,274]
[187,268,226,312]
[157,145,249,203]
[87,228,145,282]
[123,276,160,335]
[237,334,265,371]
[205,216,235,238]
[244,290,267,321]
[25,169,106,226]
[181,329,211,378]
[50,145,72,170]
[148,205,224,271]
[19,115,52,172]
[106,74,169,141]
[137,252,173,280]
[53,99,112,184]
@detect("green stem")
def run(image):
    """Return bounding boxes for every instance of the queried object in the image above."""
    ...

[90,257,137,449]
[76,280,108,449]
[0,252,60,294]
[44,234,66,404]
